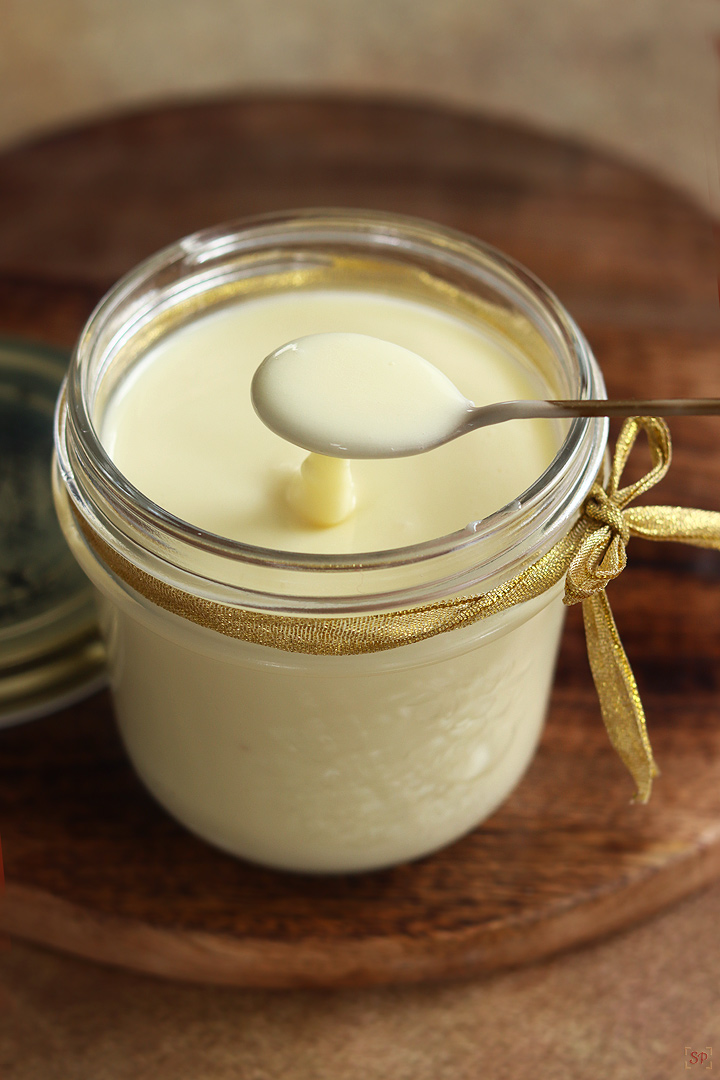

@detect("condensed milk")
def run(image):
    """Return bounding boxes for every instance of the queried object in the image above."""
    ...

[54,211,607,872]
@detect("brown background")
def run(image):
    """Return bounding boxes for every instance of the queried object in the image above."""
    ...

[1,887,719,1080]
[1,0,718,216]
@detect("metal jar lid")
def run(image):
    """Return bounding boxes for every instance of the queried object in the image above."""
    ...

[0,338,105,727]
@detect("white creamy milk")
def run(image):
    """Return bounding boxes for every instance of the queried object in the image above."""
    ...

[103,290,556,550]
[83,286,565,873]
[250,329,481,526]
[251,331,474,458]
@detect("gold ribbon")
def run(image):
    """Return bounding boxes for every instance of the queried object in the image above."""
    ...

[558,416,720,802]
[76,417,720,804]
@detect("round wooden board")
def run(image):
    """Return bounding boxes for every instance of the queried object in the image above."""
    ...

[1,97,720,988]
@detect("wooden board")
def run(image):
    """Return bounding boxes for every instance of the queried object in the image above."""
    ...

[1,97,720,988]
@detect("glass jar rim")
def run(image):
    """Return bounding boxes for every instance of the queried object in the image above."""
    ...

[56,208,607,604]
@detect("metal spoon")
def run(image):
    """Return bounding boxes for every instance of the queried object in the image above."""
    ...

[252,332,720,459]
[455,396,720,430]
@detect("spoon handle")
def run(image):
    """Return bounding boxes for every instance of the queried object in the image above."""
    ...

[468,398,720,429]
[550,398,720,419]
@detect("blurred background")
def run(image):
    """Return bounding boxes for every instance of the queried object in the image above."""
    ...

[1,0,718,213]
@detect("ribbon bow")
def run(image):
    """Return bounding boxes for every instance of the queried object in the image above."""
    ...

[563,416,720,803]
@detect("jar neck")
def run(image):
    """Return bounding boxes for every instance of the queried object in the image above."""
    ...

[55,210,608,614]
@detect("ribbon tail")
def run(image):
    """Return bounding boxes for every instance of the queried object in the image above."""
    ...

[582,591,659,804]
[625,505,720,550]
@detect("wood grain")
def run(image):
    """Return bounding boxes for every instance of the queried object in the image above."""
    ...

[1,97,720,987]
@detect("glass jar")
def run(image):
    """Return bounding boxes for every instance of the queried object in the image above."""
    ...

[54,209,607,874]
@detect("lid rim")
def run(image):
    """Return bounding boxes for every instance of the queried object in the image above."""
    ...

[0,336,104,723]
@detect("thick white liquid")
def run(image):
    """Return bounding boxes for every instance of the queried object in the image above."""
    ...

[86,575,564,874]
[251,331,474,458]
[67,285,568,873]
[102,290,557,552]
